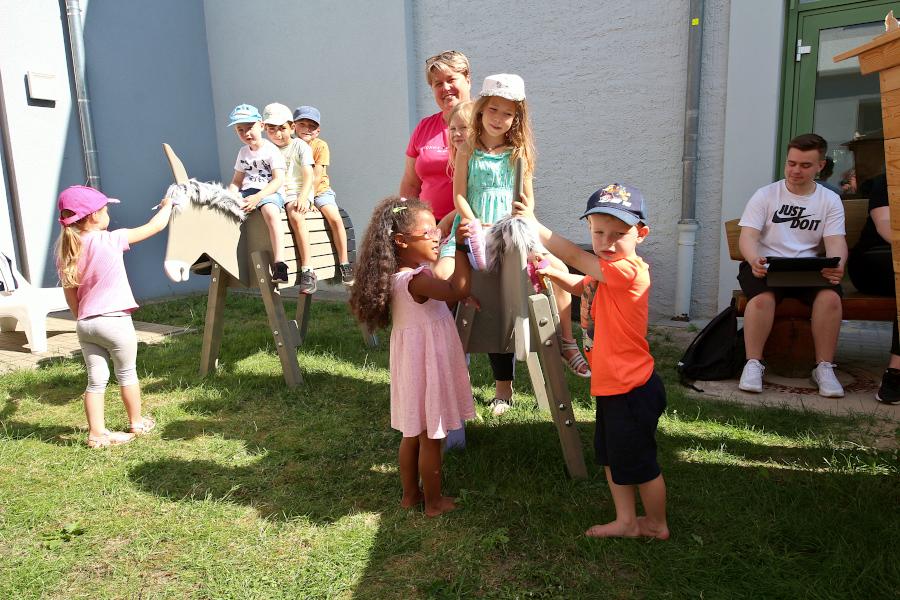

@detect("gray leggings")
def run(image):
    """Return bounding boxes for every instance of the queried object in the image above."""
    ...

[76,314,139,393]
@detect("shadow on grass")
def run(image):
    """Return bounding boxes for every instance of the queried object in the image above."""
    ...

[4,294,899,597]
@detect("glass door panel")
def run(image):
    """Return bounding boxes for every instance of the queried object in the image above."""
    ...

[813,21,884,197]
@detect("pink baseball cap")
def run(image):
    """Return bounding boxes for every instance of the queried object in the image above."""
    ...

[57,185,119,226]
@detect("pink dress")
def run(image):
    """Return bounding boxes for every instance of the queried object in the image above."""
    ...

[390,266,475,438]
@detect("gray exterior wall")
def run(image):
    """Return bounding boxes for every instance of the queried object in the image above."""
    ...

[407,0,732,319]
[718,0,786,310]
[3,0,795,320]
[202,0,413,239]
[0,0,217,298]
[0,0,86,285]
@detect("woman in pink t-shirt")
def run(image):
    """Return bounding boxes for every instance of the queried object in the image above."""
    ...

[399,50,472,234]
[56,186,173,449]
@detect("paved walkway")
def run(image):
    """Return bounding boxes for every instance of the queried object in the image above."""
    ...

[665,319,900,423]
[0,312,189,373]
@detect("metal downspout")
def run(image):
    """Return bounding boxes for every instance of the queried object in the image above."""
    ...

[673,0,704,321]
[64,0,100,189]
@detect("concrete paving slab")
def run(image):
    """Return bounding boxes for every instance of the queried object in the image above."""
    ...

[0,311,190,374]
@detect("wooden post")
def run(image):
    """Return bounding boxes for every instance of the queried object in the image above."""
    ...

[250,250,303,387]
[835,18,900,342]
[528,294,588,480]
[199,262,229,377]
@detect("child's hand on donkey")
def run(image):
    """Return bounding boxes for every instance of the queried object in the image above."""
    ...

[512,199,535,221]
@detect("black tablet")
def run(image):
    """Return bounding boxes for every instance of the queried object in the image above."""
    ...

[764,256,840,287]
[765,256,840,271]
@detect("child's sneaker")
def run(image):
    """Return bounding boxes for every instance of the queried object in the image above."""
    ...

[875,367,900,405]
[272,261,289,283]
[811,361,844,398]
[297,269,317,294]
[738,359,765,393]
[339,263,354,286]
[489,397,511,416]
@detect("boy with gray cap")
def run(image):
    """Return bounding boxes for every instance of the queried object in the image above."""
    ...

[514,183,669,540]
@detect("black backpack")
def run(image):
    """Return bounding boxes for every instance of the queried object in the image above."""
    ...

[676,299,745,390]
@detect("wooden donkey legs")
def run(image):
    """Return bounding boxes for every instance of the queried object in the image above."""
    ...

[199,256,304,387]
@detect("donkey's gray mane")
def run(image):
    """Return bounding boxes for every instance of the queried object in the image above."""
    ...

[166,179,247,222]
[485,214,547,272]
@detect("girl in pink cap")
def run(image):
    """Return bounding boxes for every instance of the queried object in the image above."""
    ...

[56,185,172,448]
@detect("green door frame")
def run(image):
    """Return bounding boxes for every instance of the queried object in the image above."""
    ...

[778,0,899,175]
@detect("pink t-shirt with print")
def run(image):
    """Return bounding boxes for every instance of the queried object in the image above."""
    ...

[75,229,138,320]
[406,112,453,220]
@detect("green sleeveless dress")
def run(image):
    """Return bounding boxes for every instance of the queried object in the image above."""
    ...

[440,149,514,258]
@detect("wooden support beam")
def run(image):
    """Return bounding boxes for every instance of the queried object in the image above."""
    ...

[199,262,229,377]
[251,250,303,387]
[528,294,587,480]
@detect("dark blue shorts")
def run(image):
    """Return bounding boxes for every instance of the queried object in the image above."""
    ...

[594,371,666,485]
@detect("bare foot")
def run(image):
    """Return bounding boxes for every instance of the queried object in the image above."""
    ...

[584,520,641,538]
[400,490,424,509]
[636,516,670,540]
[424,496,458,517]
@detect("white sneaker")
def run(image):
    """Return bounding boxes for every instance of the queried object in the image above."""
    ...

[812,362,844,398]
[739,359,765,393]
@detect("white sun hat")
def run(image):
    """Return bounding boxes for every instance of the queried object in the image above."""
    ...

[262,103,294,125]
[479,73,526,101]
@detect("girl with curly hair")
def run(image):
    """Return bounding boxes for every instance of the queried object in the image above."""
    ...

[349,196,475,516]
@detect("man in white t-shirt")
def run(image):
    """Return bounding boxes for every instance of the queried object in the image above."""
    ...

[737,133,847,397]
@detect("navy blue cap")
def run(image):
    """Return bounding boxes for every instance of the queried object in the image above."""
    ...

[292,105,321,125]
[581,183,648,226]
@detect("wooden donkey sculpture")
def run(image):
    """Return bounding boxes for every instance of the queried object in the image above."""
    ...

[456,230,588,479]
[161,143,351,387]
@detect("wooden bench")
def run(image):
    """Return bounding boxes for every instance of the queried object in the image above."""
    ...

[277,209,369,346]
[724,198,896,376]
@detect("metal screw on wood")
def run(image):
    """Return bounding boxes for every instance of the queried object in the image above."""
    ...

[212,277,217,282]
[256,264,262,269]
[558,403,566,410]
[565,419,573,426]
[273,330,279,336]
[259,278,265,284]
[539,318,548,326]
[544,339,553,346]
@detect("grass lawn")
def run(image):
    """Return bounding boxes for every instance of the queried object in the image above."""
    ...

[1,294,898,599]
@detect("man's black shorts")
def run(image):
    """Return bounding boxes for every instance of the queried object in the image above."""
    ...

[594,371,666,486]
[737,261,842,305]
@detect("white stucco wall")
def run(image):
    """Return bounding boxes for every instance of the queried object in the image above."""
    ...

[202,0,413,236]
[408,0,731,319]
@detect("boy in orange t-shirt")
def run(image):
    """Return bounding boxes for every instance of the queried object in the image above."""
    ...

[513,183,668,540]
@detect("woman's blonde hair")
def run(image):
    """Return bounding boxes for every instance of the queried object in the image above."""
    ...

[425,50,470,86]
[447,100,475,176]
[55,211,87,288]
[471,95,536,176]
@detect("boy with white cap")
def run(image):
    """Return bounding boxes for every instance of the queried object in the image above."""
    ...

[262,102,318,293]
[226,103,289,282]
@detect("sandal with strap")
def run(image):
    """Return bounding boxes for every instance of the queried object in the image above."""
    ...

[560,337,591,378]
[128,416,156,435]
[87,430,135,449]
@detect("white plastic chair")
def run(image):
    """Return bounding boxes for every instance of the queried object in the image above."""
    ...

[0,252,70,353]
